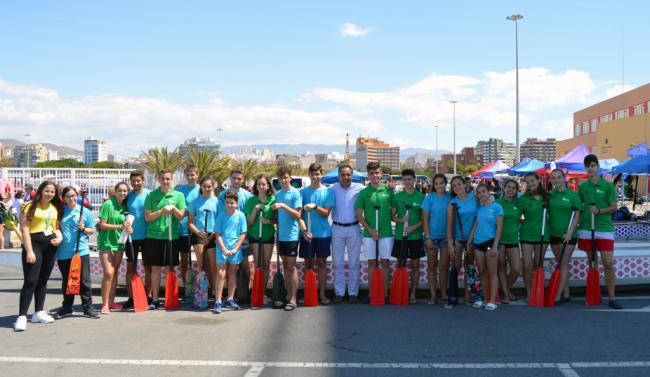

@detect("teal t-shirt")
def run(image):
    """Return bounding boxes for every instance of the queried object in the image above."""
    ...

[188,195,219,233]
[276,188,302,242]
[473,202,504,244]
[126,189,150,241]
[176,184,200,236]
[215,210,248,251]
[218,188,253,214]
[450,193,478,241]
[58,205,95,260]
[300,186,335,238]
[421,192,451,240]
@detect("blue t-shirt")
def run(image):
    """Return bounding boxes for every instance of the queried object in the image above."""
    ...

[473,202,504,244]
[58,205,96,260]
[450,193,478,241]
[126,189,150,240]
[421,192,451,239]
[300,186,335,238]
[218,188,253,214]
[175,184,200,236]
[215,210,247,251]
[276,187,303,241]
[188,195,219,233]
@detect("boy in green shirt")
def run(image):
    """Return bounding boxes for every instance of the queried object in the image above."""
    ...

[576,154,621,309]
[143,169,187,309]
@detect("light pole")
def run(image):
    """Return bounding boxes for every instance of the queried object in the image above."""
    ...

[24,133,32,168]
[507,13,523,165]
[434,125,439,174]
[450,100,458,175]
[216,128,223,146]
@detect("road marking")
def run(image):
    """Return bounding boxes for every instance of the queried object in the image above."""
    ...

[558,363,581,377]
[584,305,650,312]
[244,366,264,377]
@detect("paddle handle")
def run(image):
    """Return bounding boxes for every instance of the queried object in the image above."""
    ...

[168,213,173,268]
[590,203,597,268]
[74,203,85,256]
[374,206,380,264]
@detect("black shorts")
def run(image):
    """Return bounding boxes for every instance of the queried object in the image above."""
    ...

[278,241,299,257]
[520,240,547,246]
[190,234,216,250]
[143,238,180,267]
[299,236,331,259]
[473,239,496,252]
[177,235,192,253]
[549,235,577,246]
[125,239,146,262]
[501,243,520,249]
[249,235,276,245]
[391,239,425,259]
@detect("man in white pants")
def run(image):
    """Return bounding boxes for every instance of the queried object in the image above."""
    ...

[329,164,364,304]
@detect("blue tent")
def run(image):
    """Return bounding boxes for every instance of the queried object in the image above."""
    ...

[627,141,648,157]
[321,168,367,184]
[611,155,650,175]
[508,158,545,176]
[561,158,619,174]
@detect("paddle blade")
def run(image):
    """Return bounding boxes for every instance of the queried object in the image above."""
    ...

[585,268,601,306]
[131,273,149,313]
[388,268,403,305]
[370,268,385,306]
[236,267,251,304]
[303,269,318,307]
[272,271,287,309]
[529,268,545,307]
[251,269,265,308]
[448,265,458,302]
[545,269,561,307]
[194,271,208,309]
[165,271,180,310]
[185,270,196,300]
[66,254,82,295]
[399,268,409,306]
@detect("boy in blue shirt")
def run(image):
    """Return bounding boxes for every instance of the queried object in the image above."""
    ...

[124,170,151,310]
[175,165,200,290]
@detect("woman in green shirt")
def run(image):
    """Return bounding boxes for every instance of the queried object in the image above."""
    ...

[519,172,549,301]
[244,174,276,302]
[548,169,581,304]
[98,182,131,314]
[495,179,522,303]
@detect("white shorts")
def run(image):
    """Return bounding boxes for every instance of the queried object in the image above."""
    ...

[363,237,394,260]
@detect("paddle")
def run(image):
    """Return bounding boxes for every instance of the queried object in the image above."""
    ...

[389,204,410,306]
[193,210,208,309]
[251,208,265,308]
[370,205,385,306]
[529,203,547,307]
[448,203,459,306]
[164,213,180,310]
[303,210,318,307]
[65,203,84,295]
[128,233,148,312]
[585,204,601,306]
[455,204,480,303]
[545,208,576,307]
[272,217,287,309]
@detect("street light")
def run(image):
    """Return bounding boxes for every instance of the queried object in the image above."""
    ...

[434,125,439,174]
[216,128,223,146]
[506,13,523,165]
[24,133,32,168]
[449,100,458,175]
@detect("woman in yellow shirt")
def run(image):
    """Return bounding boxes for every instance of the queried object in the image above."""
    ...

[15,181,63,332]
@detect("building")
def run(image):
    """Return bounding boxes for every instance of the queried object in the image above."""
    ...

[440,147,484,173]
[476,138,515,166]
[356,137,400,171]
[84,137,107,165]
[13,144,50,167]
[315,152,344,171]
[520,138,557,162]
[177,137,220,157]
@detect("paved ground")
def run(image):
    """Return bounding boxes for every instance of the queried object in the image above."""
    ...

[1,265,650,377]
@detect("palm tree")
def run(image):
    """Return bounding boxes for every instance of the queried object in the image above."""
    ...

[142,147,184,174]
[185,148,232,184]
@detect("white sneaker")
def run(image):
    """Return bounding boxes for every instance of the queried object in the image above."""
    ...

[472,300,483,308]
[31,311,55,323]
[484,303,498,311]
[14,315,27,331]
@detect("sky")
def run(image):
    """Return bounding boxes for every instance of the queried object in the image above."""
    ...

[1,1,649,158]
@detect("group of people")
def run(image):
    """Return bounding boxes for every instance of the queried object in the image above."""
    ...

[13,153,622,332]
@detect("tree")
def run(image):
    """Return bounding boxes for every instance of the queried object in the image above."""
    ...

[87,161,122,169]
[184,148,232,185]
[142,147,184,174]
[35,159,84,168]
[240,158,266,182]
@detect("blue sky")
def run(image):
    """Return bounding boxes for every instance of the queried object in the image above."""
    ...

[1,1,649,158]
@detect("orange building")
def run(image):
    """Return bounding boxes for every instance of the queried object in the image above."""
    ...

[355,137,400,171]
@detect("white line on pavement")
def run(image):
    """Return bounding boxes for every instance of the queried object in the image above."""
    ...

[244,366,264,377]
[558,363,581,377]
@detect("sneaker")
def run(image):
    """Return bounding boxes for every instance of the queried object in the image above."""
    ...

[472,300,484,308]
[213,301,222,314]
[31,311,55,323]
[484,303,498,311]
[609,300,623,310]
[122,298,134,310]
[53,306,74,319]
[225,299,241,310]
[109,302,123,311]
[148,300,161,311]
[83,306,100,319]
[444,303,454,309]
[14,316,27,332]
[147,297,153,305]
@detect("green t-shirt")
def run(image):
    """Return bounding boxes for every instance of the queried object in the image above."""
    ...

[243,195,276,242]
[355,183,394,238]
[578,178,616,232]
[98,197,127,251]
[144,188,187,240]
[391,189,425,240]
[518,193,549,242]
[495,197,520,245]
[549,188,582,238]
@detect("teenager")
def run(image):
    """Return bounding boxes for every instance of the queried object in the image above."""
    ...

[15,181,63,332]
[330,164,364,304]
[54,186,99,319]
[124,170,151,310]
[244,174,276,305]
[391,169,425,304]
[519,172,549,301]
[188,176,219,296]
[299,163,335,304]
[495,179,522,303]
[175,165,200,290]
[356,162,394,302]
[577,154,621,309]
[468,183,503,310]
[98,182,131,314]
[144,169,186,310]
[272,167,302,311]
[446,176,477,307]
[422,173,451,304]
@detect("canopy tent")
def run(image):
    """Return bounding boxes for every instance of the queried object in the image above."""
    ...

[508,158,545,176]
[611,155,650,175]
[561,158,620,174]
[551,144,591,169]
[627,141,648,157]
[476,160,510,178]
[321,167,367,184]
[470,161,494,178]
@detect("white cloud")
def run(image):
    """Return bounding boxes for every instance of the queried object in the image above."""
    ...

[605,83,634,98]
[340,22,373,37]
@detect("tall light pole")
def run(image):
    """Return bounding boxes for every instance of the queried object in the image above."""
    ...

[450,100,458,175]
[24,133,32,168]
[216,128,223,146]
[434,125,439,174]
[507,13,523,165]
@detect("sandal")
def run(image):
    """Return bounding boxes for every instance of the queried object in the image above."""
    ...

[501,298,510,305]
[284,303,297,311]
[410,298,417,304]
